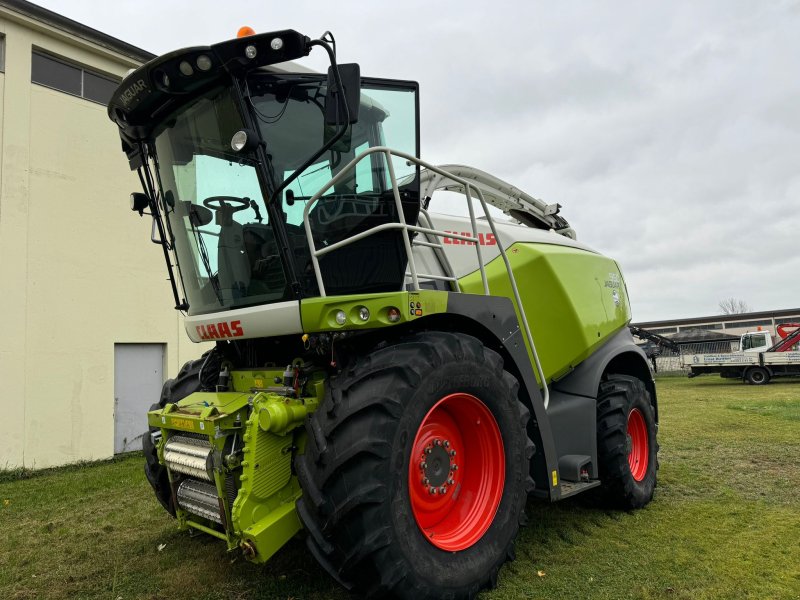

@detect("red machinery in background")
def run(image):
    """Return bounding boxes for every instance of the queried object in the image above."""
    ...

[771,323,800,352]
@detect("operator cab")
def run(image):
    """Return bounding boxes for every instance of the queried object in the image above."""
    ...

[109,30,420,315]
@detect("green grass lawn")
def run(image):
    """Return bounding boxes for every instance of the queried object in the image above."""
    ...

[1,377,799,599]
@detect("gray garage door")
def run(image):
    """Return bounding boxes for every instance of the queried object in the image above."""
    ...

[114,343,165,454]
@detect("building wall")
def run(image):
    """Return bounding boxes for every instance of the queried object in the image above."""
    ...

[0,8,208,469]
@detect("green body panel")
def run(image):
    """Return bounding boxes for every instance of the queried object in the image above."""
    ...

[239,496,303,562]
[299,290,448,332]
[459,242,631,383]
[147,370,324,562]
[148,392,251,433]
[232,390,316,563]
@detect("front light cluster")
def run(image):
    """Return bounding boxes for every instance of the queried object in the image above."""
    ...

[160,54,213,90]
[329,306,402,327]
[176,55,213,78]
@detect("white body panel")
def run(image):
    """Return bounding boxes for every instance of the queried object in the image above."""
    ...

[184,300,302,342]
[682,353,759,367]
[681,351,800,367]
[420,164,576,239]
[763,351,800,365]
[413,213,596,280]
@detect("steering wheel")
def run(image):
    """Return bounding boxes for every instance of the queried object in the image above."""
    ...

[202,196,252,212]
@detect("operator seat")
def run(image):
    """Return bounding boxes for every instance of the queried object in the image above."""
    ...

[309,190,420,295]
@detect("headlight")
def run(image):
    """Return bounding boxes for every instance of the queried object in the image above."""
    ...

[231,130,249,152]
[196,55,212,71]
[178,61,194,76]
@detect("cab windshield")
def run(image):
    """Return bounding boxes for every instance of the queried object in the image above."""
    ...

[153,76,418,316]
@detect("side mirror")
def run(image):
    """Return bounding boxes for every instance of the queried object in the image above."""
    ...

[130,192,150,216]
[325,63,361,126]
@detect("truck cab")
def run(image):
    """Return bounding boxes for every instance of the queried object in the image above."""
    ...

[740,331,773,352]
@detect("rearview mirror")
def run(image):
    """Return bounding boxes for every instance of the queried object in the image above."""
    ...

[325,63,361,126]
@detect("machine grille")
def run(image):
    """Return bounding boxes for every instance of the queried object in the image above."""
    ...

[176,479,223,524]
[250,430,292,499]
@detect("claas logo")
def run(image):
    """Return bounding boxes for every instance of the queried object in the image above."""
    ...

[196,320,244,340]
[443,231,497,246]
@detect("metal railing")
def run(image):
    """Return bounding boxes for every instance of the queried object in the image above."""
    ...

[643,341,741,374]
[302,147,551,408]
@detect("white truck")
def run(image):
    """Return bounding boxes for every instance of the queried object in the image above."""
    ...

[683,326,800,384]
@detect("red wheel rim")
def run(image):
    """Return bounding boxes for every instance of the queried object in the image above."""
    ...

[627,408,649,481]
[407,393,505,551]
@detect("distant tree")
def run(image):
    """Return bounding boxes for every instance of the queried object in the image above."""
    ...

[719,298,751,315]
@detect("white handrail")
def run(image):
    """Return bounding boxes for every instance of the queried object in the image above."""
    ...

[301,146,550,409]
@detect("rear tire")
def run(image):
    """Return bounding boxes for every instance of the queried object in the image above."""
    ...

[746,367,770,385]
[596,374,658,509]
[295,332,534,599]
[143,350,220,516]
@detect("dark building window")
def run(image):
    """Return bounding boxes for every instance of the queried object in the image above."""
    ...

[83,70,118,103]
[0,35,6,72]
[31,50,118,104]
[694,323,723,330]
[729,319,772,329]
[32,52,81,94]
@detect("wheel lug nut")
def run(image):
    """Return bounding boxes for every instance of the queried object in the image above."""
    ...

[420,461,427,470]
[439,486,447,494]
[450,450,456,457]
[425,447,432,455]
[429,486,437,495]
[451,464,458,471]
[422,477,429,485]
[448,478,455,485]
[434,439,441,446]
[443,440,450,448]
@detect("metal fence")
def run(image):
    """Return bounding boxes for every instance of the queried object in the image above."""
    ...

[649,340,739,374]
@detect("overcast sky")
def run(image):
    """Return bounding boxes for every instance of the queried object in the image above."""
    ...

[33,0,800,321]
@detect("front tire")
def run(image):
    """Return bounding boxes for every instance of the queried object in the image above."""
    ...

[596,374,658,509]
[295,332,534,599]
